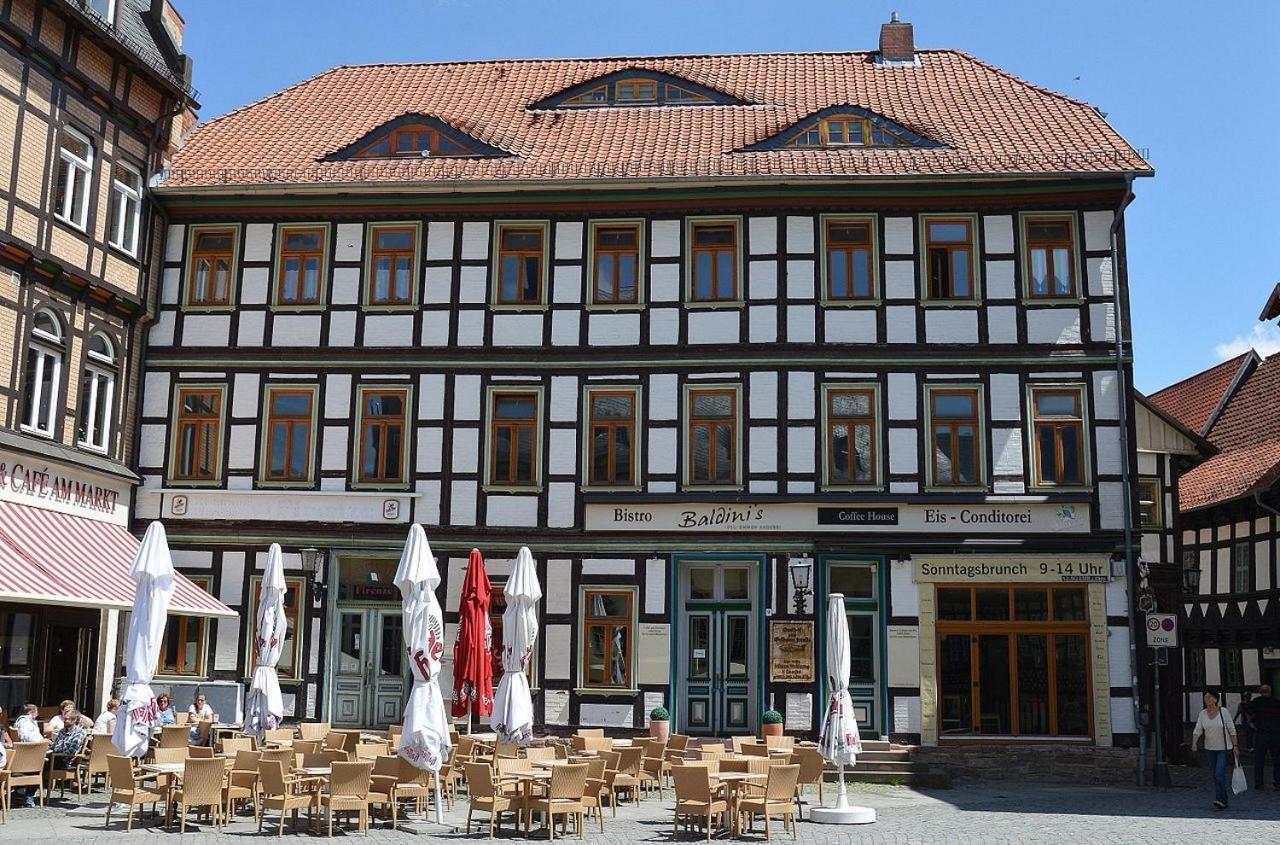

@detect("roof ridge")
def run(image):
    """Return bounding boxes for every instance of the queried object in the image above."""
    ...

[191,64,349,132]
[318,49,932,71]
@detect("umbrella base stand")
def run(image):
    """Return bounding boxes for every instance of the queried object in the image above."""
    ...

[809,763,876,825]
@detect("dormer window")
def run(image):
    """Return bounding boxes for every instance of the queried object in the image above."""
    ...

[89,0,115,23]
[789,115,911,148]
[615,79,658,103]
[327,114,508,161]
[533,70,744,109]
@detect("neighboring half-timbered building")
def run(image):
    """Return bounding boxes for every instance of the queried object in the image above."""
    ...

[137,18,1155,754]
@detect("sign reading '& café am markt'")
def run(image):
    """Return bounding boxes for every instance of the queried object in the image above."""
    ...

[585,500,1090,534]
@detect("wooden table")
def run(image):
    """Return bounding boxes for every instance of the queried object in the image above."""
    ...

[298,766,331,777]
[713,772,767,835]
[505,771,553,835]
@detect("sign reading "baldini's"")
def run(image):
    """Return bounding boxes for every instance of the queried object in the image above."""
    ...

[585,501,1090,533]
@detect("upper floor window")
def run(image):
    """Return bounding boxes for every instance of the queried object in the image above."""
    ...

[788,114,910,148]
[688,220,740,303]
[171,386,225,482]
[824,386,879,488]
[356,388,408,486]
[1232,542,1252,593]
[488,390,542,488]
[494,223,547,307]
[1030,387,1086,487]
[590,222,641,306]
[186,226,238,308]
[927,386,983,488]
[275,226,327,306]
[108,163,142,256]
[22,310,64,437]
[923,217,976,302]
[354,124,476,158]
[686,386,740,487]
[54,128,93,231]
[1137,478,1162,529]
[585,387,638,488]
[262,386,317,484]
[366,224,417,307]
[88,0,116,22]
[76,332,116,453]
[1024,215,1078,299]
[823,217,877,301]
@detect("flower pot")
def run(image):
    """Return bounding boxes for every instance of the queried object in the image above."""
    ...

[650,719,670,742]
[762,722,785,738]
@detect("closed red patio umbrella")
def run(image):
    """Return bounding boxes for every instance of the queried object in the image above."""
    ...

[452,548,494,728]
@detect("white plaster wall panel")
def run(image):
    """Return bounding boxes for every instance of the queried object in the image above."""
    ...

[417,374,445,419]
[554,221,583,260]
[272,314,322,346]
[786,216,814,253]
[334,223,362,261]
[230,373,259,419]
[1083,210,1113,251]
[460,222,489,259]
[1136,452,1158,475]
[749,260,777,300]
[149,311,175,345]
[787,372,815,419]
[1087,257,1113,297]
[886,306,916,343]
[331,267,360,305]
[243,223,273,262]
[579,703,633,728]
[548,428,576,477]
[1094,425,1124,475]
[213,618,239,671]
[651,220,680,257]
[238,311,267,346]
[551,310,580,346]
[546,559,572,614]
[364,314,415,347]
[746,216,777,255]
[1098,481,1127,529]
[982,215,1015,254]
[749,480,777,494]
[549,375,578,421]
[1105,574,1129,616]
[648,428,677,474]
[164,224,185,262]
[184,314,231,347]
[171,549,214,569]
[649,481,677,493]
[1089,302,1116,342]
[1110,697,1135,735]
[323,311,351,348]
[884,260,916,299]
[749,426,777,474]
[160,267,179,304]
[824,310,877,343]
[588,313,640,346]
[1139,533,1160,565]
[785,260,815,299]
[548,482,575,528]
[1093,371,1120,420]
[989,373,1022,421]
[787,427,816,474]
[1258,543,1273,591]
[543,625,572,679]
[321,426,348,471]
[1026,309,1081,344]
[889,481,919,494]
[985,260,1016,300]
[454,375,482,421]
[426,221,454,260]
[544,690,570,726]
[888,428,918,475]
[881,373,917,424]
[646,558,666,613]
[1244,649,1262,685]
[749,371,777,419]
[987,306,1018,343]
[218,552,245,605]
[883,217,914,254]
[890,559,919,616]
[486,496,539,527]
[416,311,447,347]
[925,310,979,343]
[552,265,582,304]
[1108,625,1131,688]
[649,308,679,345]
[415,480,441,524]
[582,559,635,575]
[788,480,815,494]
[649,373,678,420]
[451,428,479,473]
[492,314,544,346]
[142,372,170,418]
[226,476,253,491]
[649,263,679,302]
[786,306,816,343]
[137,426,166,468]
[688,311,739,344]
[456,311,485,347]
[991,428,1023,477]
[749,306,777,343]
[416,427,443,473]
[450,480,477,526]
[423,266,453,303]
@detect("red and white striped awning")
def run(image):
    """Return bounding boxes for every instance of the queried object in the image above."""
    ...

[0,500,234,617]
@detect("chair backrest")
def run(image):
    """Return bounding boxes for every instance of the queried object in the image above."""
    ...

[259,748,293,767]
[454,735,475,758]
[88,733,120,771]
[387,724,403,742]
[297,721,330,742]
[264,727,294,743]
[371,754,400,779]
[585,756,607,783]
[174,712,190,726]
[356,740,389,759]
[329,761,373,798]
[463,761,495,798]
[699,742,725,755]
[616,746,644,776]
[548,762,587,800]
[599,750,621,771]
[182,758,226,805]
[731,735,755,754]
[765,764,801,800]
[672,764,712,801]
[640,752,663,777]
[668,734,690,752]
[232,749,262,772]
[765,735,795,751]
[575,728,605,738]
[258,759,289,796]
[494,739,519,758]
[11,740,48,773]
[744,757,771,776]
[152,746,187,764]
[586,736,613,752]
[743,743,770,758]
[301,753,332,770]
[496,756,531,777]
[554,743,569,760]
[293,740,321,755]
[642,739,666,759]
[324,749,349,765]
[221,737,254,755]
[794,748,825,784]
[719,758,747,773]
[570,735,586,752]
[37,705,58,720]
[188,745,214,758]
[106,754,139,790]
[159,725,189,748]
[323,730,347,750]
[525,746,556,763]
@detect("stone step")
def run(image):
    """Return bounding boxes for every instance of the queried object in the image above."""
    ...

[854,750,913,763]
[835,769,952,788]
[840,760,930,774]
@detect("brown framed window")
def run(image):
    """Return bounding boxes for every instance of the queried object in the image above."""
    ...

[615,78,658,103]
[1031,388,1085,487]
[665,83,710,103]
[592,224,640,305]
[275,226,326,305]
[788,115,908,148]
[924,218,975,301]
[825,218,875,300]
[687,387,738,485]
[490,391,540,486]
[157,576,210,676]
[827,387,878,486]
[689,221,738,302]
[582,589,634,688]
[186,227,237,307]
[250,577,303,679]
[496,225,546,305]
[489,584,537,685]
[357,389,408,484]
[354,123,475,158]
[366,225,416,306]
[263,387,316,483]
[587,389,637,487]
[1137,478,1162,529]
[1025,216,1077,298]
[172,387,224,481]
[928,388,981,487]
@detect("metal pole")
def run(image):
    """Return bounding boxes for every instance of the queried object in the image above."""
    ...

[835,760,848,810]
[1153,648,1170,787]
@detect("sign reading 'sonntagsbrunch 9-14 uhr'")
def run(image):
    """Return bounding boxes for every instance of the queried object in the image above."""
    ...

[584,500,1090,534]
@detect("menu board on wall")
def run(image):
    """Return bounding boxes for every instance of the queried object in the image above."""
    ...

[768,620,815,683]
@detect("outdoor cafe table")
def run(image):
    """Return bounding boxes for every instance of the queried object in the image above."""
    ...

[298,766,331,777]
[712,772,767,835]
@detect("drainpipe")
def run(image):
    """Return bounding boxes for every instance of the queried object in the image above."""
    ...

[1255,491,1280,519]
[1109,174,1142,784]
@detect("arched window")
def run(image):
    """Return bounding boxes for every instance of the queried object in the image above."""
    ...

[22,309,64,437]
[77,331,116,452]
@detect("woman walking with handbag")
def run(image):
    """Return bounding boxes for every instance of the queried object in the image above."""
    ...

[1191,690,1239,809]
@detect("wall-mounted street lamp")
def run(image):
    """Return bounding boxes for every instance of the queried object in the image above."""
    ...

[300,547,326,602]
[788,556,814,615]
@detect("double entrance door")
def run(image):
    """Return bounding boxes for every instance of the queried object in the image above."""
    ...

[332,608,407,728]
[677,562,758,736]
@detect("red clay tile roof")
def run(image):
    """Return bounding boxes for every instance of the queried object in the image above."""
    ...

[160,51,1151,190]
[1178,353,1280,511]
[1148,351,1256,436]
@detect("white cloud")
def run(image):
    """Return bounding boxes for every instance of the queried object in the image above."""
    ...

[1214,322,1280,361]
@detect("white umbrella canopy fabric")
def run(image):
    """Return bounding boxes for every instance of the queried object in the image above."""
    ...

[394,525,452,783]
[491,546,541,744]
[818,593,862,766]
[244,543,288,738]
[113,521,176,758]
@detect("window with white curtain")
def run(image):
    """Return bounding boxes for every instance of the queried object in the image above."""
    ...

[108,163,142,255]
[77,333,116,452]
[22,310,64,437]
[54,128,93,230]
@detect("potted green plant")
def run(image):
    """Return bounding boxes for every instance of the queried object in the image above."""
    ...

[761,709,785,738]
[649,706,670,742]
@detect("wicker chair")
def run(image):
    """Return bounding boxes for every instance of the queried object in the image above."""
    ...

[672,763,728,840]
[437,749,462,807]
[264,727,294,743]
[731,735,756,754]
[743,743,771,758]
[258,748,294,769]
[257,759,322,836]
[220,736,254,756]
[523,761,586,840]
[169,757,227,832]
[638,751,665,800]
[188,745,215,759]
[76,733,119,795]
[575,728,604,738]
[387,723,403,750]
[322,760,373,836]
[699,742,726,756]
[736,763,800,841]
[386,755,434,818]
[463,761,514,839]
[6,741,49,808]
[158,725,189,749]
[297,721,330,742]
[104,754,164,831]
[355,740,390,760]
[792,747,826,817]
[366,756,399,829]
[764,735,795,751]
[597,750,622,817]
[611,746,644,804]
[579,756,609,833]
[225,749,262,820]
[152,746,187,764]
[293,739,322,755]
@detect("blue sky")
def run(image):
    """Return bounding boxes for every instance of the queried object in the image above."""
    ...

[178,0,1280,393]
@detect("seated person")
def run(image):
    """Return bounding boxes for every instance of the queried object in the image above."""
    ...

[44,699,93,735]
[188,692,217,743]
[94,698,120,734]
[13,703,42,742]
[49,705,88,756]
[155,693,176,725]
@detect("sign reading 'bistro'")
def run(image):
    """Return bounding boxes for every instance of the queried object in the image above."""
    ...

[585,501,1090,534]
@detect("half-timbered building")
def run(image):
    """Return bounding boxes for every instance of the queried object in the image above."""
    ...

[136,18,1154,754]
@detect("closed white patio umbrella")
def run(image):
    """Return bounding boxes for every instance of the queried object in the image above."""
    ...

[811,593,875,825]
[491,546,541,744]
[394,524,452,825]
[113,522,176,758]
[244,543,288,738]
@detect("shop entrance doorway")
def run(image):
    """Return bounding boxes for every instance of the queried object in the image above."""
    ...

[676,561,759,736]
[332,608,407,727]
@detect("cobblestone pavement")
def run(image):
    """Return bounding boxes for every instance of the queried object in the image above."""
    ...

[5,775,1279,844]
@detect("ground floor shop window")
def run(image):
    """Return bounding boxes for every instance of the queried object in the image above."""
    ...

[581,589,634,689]
[249,577,304,679]
[0,608,35,713]
[158,576,211,676]
[937,585,1091,737]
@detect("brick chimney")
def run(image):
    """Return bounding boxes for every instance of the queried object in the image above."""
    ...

[878,12,915,63]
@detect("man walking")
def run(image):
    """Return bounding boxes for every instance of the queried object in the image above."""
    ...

[1251,684,1280,791]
